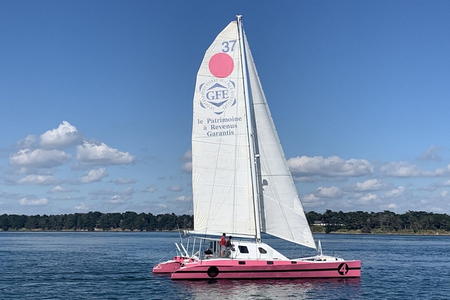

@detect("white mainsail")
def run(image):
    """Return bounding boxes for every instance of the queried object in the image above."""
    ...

[192,21,256,237]
[191,18,316,249]
[244,34,316,250]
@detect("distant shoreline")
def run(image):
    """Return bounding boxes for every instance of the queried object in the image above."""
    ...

[0,229,184,233]
[316,231,450,236]
[311,229,450,236]
[1,228,449,236]
[2,211,450,234]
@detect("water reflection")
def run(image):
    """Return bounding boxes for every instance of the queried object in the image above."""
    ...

[175,278,361,299]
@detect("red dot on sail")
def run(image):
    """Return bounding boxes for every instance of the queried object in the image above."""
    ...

[209,53,234,78]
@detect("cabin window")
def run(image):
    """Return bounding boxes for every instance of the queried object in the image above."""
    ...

[238,261,246,265]
[267,261,273,265]
[238,246,249,254]
[258,247,267,254]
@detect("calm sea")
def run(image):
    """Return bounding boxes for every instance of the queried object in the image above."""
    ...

[0,232,449,299]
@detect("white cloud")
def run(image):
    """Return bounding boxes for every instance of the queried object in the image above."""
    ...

[380,162,450,177]
[183,150,192,160]
[302,193,320,203]
[168,185,183,192]
[385,186,405,198]
[17,135,37,148]
[380,162,422,177]
[50,185,65,193]
[354,179,383,191]
[17,174,56,185]
[75,202,89,210]
[440,190,449,198]
[182,162,192,173]
[19,197,48,206]
[293,176,318,182]
[110,178,136,185]
[143,186,157,193]
[385,203,397,210]
[91,187,135,204]
[301,186,343,204]
[49,185,72,193]
[182,150,192,173]
[48,195,83,201]
[176,195,192,202]
[10,148,69,168]
[40,121,81,148]
[434,166,450,176]
[288,155,373,177]
[109,195,125,203]
[359,193,378,203]
[316,186,342,198]
[80,168,108,183]
[419,145,442,161]
[76,141,134,165]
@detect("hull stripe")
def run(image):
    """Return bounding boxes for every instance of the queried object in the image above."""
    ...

[175,267,361,274]
[172,276,361,280]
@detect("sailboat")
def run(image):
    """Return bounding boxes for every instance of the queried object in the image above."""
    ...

[153,16,361,280]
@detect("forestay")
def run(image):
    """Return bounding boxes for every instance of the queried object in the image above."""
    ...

[192,21,256,237]
[244,34,316,249]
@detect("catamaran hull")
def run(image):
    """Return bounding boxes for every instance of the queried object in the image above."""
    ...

[171,259,361,280]
[152,256,192,274]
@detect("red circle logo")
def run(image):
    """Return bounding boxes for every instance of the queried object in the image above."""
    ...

[209,53,234,78]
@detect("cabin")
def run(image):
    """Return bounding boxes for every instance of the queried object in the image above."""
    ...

[178,236,288,260]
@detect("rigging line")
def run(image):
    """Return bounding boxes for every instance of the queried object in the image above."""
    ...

[244,32,266,234]
[237,15,260,242]
[176,223,183,245]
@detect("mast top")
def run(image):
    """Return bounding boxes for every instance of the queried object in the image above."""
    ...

[236,15,243,22]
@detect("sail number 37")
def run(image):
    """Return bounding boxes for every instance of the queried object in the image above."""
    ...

[222,40,237,52]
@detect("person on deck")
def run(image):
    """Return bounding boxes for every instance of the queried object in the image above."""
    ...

[219,233,227,257]
[226,236,233,248]
[225,236,234,257]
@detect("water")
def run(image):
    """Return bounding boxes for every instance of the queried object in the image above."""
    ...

[1,232,449,299]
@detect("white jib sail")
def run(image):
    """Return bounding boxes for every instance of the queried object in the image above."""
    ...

[244,33,317,249]
[192,21,256,237]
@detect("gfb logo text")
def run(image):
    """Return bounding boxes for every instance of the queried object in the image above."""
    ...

[199,79,236,115]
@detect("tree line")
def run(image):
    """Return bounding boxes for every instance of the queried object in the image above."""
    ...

[306,210,450,233]
[0,210,449,233]
[0,212,192,231]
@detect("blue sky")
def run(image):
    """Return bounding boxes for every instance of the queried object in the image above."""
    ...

[1,0,450,215]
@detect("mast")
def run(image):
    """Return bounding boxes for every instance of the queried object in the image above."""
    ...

[237,15,262,242]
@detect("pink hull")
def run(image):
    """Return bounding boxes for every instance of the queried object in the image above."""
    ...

[171,259,361,280]
[152,256,192,274]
